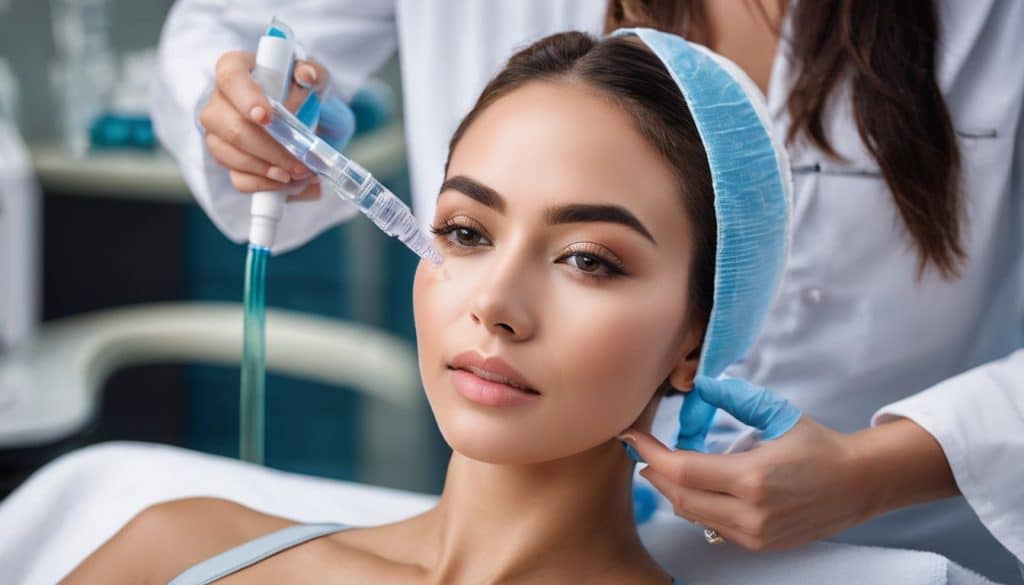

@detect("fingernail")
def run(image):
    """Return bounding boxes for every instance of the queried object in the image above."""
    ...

[298,65,318,83]
[617,432,637,447]
[250,106,266,123]
[267,166,291,183]
[292,168,313,180]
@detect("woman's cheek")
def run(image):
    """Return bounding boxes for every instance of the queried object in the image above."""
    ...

[412,262,436,343]
[549,285,682,425]
[413,261,453,380]
[413,257,468,331]
[413,257,481,391]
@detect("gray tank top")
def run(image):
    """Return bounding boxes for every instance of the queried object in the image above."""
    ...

[167,522,351,584]
[166,522,683,584]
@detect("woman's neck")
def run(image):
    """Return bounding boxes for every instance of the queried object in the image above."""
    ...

[413,440,664,583]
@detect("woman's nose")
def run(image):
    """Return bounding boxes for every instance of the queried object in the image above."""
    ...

[469,264,536,342]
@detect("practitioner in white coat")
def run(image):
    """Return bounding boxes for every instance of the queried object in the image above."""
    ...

[151,1,1023,582]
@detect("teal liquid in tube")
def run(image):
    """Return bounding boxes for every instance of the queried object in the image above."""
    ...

[240,244,269,464]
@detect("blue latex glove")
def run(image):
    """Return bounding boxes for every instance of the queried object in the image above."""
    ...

[292,86,355,151]
[631,483,659,524]
[675,375,802,452]
[316,95,356,150]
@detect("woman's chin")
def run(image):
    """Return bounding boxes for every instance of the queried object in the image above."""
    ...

[439,416,598,465]
[451,444,535,465]
[442,424,546,464]
[438,418,561,465]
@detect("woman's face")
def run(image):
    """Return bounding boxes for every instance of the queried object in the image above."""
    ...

[414,80,702,464]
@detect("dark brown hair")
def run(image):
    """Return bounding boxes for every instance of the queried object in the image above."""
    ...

[606,0,965,279]
[444,32,717,322]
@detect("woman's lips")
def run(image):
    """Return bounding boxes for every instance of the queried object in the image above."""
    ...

[448,351,540,407]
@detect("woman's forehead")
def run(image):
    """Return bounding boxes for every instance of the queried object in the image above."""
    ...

[445,81,688,238]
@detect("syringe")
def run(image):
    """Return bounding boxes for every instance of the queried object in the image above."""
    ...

[261,99,443,265]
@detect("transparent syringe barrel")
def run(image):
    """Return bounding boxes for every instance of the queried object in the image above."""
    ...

[329,160,443,265]
[263,102,442,264]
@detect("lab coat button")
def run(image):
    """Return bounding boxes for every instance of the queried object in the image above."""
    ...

[803,287,825,305]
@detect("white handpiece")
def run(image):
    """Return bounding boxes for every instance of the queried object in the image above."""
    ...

[248,19,296,249]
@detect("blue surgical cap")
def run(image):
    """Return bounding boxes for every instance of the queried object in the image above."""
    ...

[612,28,793,451]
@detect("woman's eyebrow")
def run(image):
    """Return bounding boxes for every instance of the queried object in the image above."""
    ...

[439,176,505,212]
[439,174,655,244]
[546,204,656,245]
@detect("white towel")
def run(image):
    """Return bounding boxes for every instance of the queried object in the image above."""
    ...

[0,442,999,585]
[641,511,996,584]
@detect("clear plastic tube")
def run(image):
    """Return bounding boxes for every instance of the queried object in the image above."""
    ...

[262,99,443,265]
[239,244,268,464]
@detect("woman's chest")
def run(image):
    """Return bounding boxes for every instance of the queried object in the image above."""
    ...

[214,541,423,585]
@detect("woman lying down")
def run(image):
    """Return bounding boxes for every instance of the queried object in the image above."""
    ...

[62,27,790,585]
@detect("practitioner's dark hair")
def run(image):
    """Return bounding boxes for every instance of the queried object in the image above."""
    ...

[607,0,965,279]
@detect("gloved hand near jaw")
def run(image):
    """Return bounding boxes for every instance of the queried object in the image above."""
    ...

[198,51,336,199]
[621,376,881,551]
[676,375,802,452]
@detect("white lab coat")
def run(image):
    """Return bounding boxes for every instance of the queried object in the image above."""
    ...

[0,117,40,352]
[151,1,1024,582]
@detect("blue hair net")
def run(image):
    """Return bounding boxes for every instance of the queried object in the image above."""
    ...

[613,28,793,451]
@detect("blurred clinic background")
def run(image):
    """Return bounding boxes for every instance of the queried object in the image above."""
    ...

[0,0,447,498]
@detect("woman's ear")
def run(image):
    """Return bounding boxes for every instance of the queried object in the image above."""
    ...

[667,320,704,391]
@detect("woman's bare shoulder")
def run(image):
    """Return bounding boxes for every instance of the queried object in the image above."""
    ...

[59,496,298,585]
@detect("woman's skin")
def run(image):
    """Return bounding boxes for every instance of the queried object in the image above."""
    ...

[61,79,705,584]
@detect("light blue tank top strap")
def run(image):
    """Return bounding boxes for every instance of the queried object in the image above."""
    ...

[166,521,683,584]
[166,522,350,585]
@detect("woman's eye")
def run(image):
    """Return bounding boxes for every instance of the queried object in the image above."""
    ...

[429,219,492,249]
[560,249,626,280]
[451,227,485,247]
[567,253,604,273]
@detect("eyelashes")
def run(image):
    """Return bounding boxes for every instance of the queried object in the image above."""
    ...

[561,241,627,280]
[429,216,628,281]
[429,216,491,248]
